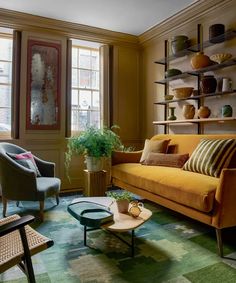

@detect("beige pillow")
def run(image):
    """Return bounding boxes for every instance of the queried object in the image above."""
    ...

[143,153,189,168]
[140,139,170,163]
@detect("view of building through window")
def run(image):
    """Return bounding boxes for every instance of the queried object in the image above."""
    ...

[0,34,12,132]
[71,45,100,132]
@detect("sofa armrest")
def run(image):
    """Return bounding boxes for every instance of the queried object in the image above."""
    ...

[112,150,142,165]
[212,168,236,229]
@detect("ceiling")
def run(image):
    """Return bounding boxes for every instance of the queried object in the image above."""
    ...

[0,0,197,36]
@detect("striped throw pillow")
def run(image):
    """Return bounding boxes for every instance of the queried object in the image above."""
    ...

[183,139,236,177]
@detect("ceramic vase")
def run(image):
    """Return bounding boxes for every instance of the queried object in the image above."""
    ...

[198,106,211,118]
[200,75,217,94]
[222,105,233,117]
[209,24,225,43]
[171,35,190,55]
[182,104,195,119]
[167,107,177,120]
[191,52,211,70]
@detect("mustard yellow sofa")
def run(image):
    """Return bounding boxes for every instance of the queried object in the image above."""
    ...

[111,134,236,257]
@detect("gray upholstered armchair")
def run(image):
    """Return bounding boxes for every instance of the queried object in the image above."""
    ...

[0,142,61,221]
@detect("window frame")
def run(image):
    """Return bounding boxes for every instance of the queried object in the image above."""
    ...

[71,44,101,134]
[0,32,13,139]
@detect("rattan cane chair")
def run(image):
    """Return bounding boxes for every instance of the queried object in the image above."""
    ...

[0,214,53,283]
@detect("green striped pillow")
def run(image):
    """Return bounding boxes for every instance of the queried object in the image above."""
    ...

[183,139,236,177]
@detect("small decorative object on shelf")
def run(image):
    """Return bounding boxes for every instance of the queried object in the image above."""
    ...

[129,201,144,218]
[172,87,194,99]
[182,104,195,119]
[198,106,211,118]
[200,75,217,94]
[168,107,177,120]
[191,52,211,69]
[222,77,232,92]
[165,94,174,101]
[171,35,190,55]
[165,68,182,77]
[222,105,233,117]
[210,53,232,64]
[209,24,225,43]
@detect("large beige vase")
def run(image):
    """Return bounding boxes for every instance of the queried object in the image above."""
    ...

[182,104,195,119]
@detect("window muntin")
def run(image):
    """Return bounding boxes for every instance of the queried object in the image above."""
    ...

[71,46,100,132]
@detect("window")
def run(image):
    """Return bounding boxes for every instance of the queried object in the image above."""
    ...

[0,33,12,133]
[71,45,100,132]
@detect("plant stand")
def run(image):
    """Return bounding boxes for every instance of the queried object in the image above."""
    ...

[84,170,107,196]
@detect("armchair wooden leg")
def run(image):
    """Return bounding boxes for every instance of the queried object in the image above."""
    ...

[216,228,223,257]
[19,227,36,283]
[2,196,7,217]
[56,193,60,205]
[39,201,44,222]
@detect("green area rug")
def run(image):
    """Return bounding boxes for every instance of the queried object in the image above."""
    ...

[1,194,236,283]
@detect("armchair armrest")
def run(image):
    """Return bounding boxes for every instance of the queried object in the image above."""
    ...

[0,215,35,237]
[112,150,142,165]
[212,168,236,229]
[33,156,55,177]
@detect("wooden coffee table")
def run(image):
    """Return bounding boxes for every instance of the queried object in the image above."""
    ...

[68,197,152,256]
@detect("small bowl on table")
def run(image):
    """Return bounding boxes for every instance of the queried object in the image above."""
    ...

[172,87,194,99]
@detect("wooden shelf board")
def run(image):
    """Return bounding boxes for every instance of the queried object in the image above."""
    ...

[153,117,236,125]
[154,90,236,105]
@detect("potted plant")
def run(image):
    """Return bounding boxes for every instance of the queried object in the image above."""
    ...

[107,190,133,213]
[65,125,122,173]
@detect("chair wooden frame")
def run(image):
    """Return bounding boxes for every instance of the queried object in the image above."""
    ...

[0,214,53,282]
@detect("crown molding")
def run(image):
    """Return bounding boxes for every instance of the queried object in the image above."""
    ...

[0,8,139,48]
[138,0,234,46]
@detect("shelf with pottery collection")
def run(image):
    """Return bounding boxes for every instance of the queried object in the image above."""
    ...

[153,24,236,132]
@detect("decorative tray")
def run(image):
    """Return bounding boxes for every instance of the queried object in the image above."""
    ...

[67,201,114,228]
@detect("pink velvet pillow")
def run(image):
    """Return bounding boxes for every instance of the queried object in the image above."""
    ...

[143,153,189,168]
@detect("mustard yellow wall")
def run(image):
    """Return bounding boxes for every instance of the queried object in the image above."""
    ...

[0,9,141,191]
[139,0,236,138]
[0,0,236,192]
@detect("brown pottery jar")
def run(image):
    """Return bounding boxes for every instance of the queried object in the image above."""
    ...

[209,24,225,43]
[198,106,211,118]
[200,75,217,94]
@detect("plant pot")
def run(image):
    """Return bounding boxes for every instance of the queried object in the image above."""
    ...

[209,24,225,43]
[191,52,211,70]
[85,156,103,172]
[116,199,129,213]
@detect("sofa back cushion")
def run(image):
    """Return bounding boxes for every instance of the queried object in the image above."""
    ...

[143,153,189,168]
[151,134,236,155]
[183,139,236,177]
[140,139,170,163]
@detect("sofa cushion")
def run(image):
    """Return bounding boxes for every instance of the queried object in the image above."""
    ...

[140,139,170,163]
[183,139,236,177]
[112,163,218,213]
[143,153,189,168]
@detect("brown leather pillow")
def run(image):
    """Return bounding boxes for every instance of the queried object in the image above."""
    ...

[143,153,189,168]
[140,139,171,163]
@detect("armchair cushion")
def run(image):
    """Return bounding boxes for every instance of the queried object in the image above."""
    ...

[7,152,41,177]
